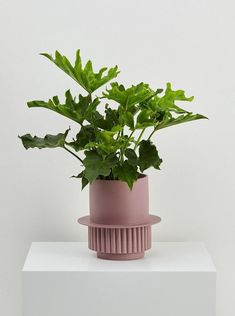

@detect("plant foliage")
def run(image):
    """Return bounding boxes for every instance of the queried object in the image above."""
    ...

[19,50,207,189]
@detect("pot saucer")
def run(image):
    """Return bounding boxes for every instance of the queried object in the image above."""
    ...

[78,214,161,228]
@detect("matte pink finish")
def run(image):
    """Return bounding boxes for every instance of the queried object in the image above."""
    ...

[90,175,149,225]
[88,226,152,260]
[78,214,161,228]
[78,175,161,260]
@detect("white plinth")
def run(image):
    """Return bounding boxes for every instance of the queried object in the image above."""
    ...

[22,242,216,316]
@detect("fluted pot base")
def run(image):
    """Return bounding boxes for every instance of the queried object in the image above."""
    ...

[97,252,144,260]
[78,216,161,260]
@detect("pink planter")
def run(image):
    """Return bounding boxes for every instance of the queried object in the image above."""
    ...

[78,175,161,260]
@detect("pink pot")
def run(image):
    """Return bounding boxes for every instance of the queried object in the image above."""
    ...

[78,175,161,260]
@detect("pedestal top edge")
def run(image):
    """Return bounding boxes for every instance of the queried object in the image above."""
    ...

[22,242,216,273]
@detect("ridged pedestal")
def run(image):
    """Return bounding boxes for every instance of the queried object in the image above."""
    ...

[78,215,160,260]
[88,226,151,260]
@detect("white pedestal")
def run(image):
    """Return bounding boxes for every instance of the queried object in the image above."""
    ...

[22,242,216,316]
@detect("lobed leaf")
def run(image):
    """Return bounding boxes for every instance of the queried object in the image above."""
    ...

[158,82,194,114]
[103,82,154,108]
[155,112,208,131]
[125,149,138,166]
[138,140,162,172]
[27,91,100,125]
[41,50,120,93]
[67,125,96,151]
[136,109,155,129]
[19,129,69,150]
[112,161,138,189]
[85,134,132,156]
[83,150,118,182]
[71,171,89,190]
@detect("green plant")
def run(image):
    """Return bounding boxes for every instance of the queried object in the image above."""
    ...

[19,50,207,189]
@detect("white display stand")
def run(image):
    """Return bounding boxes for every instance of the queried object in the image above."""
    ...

[22,242,216,316]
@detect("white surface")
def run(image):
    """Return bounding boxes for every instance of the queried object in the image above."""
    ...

[1,1,235,316]
[23,242,216,272]
[22,242,216,316]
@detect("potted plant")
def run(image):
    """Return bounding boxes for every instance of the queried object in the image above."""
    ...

[19,50,207,260]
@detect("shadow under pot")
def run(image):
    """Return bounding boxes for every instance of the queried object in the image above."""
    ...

[78,174,161,260]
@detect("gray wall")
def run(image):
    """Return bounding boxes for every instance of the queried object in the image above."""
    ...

[1,0,234,315]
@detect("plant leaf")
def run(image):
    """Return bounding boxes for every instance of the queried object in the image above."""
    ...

[113,161,138,189]
[125,148,138,166]
[158,82,193,114]
[27,91,100,125]
[84,134,132,156]
[122,111,134,129]
[67,125,96,151]
[138,140,162,172]
[103,82,154,108]
[156,112,208,131]
[136,109,155,129]
[19,129,69,149]
[83,150,118,182]
[41,50,120,93]
[71,171,89,189]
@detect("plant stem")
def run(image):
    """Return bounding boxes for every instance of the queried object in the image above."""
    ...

[128,130,135,142]
[118,128,124,162]
[116,130,121,140]
[147,127,157,140]
[134,128,146,151]
[63,146,83,164]
[121,129,135,155]
[119,147,124,163]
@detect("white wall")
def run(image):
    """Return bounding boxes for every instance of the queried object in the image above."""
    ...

[0,0,234,315]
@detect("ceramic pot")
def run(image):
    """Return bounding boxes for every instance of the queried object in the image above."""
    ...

[78,175,161,260]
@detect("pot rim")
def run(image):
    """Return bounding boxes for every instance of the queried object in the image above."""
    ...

[91,173,147,184]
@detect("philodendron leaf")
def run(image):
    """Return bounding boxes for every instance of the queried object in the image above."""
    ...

[19,129,69,149]
[71,171,89,189]
[27,91,100,125]
[136,109,155,129]
[125,148,138,166]
[67,125,96,151]
[164,82,194,101]
[41,50,120,93]
[83,150,118,182]
[156,112,208,131]
[103,82,154,108]
[158,83,194,114]
[122,111,134,129]
[138,140,162,172]
[84,134,133,156]
[113,161,138,189]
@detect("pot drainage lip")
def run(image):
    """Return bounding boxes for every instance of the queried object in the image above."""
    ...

[77,214,161,228]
